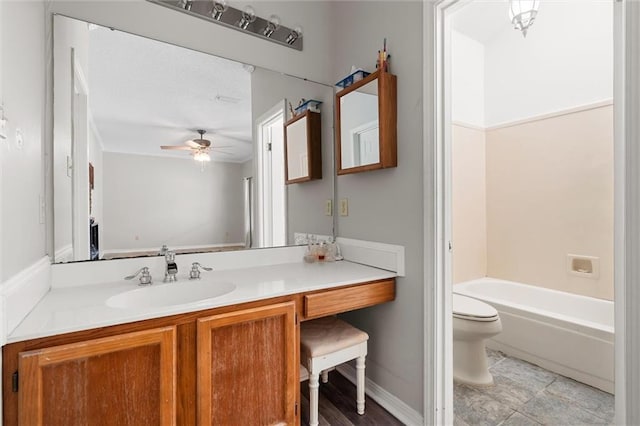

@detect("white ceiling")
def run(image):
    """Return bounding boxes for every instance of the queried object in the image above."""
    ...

[88,25,253,163]
[450,0,512,45]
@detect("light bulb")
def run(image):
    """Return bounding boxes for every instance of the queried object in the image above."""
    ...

[286,25,303,45]
[211,0,228,20]
[177,0,192,11]
[263,14,280,38]
[239,6,256,30]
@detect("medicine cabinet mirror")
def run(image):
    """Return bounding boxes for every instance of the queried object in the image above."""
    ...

[51,15,334,263]
[336,70,397,175]
[285,110,322,184]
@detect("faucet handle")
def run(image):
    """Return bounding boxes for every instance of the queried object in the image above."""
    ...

[190,262,213,280]
[125,267,153,286]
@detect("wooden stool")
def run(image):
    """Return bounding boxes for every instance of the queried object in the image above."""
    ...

[300,316,368,426]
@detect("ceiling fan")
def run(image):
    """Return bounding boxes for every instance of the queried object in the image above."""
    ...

[160,129,231,162]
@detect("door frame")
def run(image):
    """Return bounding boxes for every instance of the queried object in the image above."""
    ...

[424,1,640,424]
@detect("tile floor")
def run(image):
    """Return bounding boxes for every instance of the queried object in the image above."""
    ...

[454,349,615,426]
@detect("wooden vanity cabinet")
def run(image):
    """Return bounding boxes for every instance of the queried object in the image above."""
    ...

[3,278,395,425]
[16,326,177,426]
[197,301,297,425]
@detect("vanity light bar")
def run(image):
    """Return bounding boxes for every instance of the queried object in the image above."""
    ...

[147,0,303,51]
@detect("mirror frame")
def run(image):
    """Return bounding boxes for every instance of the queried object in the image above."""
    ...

[284,110,322,184]
[335,69,397,175]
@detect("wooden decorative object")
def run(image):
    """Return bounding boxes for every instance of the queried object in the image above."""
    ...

[284,110,322,184]
[336,69,397,175]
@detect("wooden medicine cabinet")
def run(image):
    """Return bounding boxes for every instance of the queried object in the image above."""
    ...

[284,110,322,184]
[336,69,397,175]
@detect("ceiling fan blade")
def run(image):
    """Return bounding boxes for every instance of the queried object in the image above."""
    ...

[161,146,192,150]
[186,140,201,148]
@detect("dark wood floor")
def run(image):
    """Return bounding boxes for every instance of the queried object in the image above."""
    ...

[300,371,404,426]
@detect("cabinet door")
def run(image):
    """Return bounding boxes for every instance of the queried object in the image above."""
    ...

[197,301,297,425]
[18,326,177,426]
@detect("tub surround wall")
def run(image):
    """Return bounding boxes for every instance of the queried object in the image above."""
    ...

[486,104,614,300]
[452,104,614,300]
[452,124,487,284]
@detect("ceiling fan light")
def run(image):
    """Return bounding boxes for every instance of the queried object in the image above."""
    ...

[194,151,211,162]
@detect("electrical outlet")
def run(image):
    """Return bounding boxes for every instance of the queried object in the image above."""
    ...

[339,198,349,216]
[325,199,333,216]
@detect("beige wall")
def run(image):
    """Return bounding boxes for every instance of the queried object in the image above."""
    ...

[453,105,614,301]
[452,124,487,283]
[486,105,614,300]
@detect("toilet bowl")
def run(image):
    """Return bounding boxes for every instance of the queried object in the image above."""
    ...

[452,294,502,386]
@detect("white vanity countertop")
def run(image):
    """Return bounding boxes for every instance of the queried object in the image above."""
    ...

[7,261,396,343]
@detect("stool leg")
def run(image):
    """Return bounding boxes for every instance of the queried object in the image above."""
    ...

[309,372,320,426]
[356,356,366,415]
[321,369,329,383]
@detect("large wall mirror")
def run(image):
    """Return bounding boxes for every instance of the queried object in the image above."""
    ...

[52,15,334,263]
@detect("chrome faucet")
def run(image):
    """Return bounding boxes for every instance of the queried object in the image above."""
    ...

[189,262,213,280]
[164,251,178,282]
[125,267,153,286]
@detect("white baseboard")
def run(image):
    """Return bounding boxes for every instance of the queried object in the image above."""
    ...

[1,256,51,339]
[336,237,405,276]
[336,364,423,426]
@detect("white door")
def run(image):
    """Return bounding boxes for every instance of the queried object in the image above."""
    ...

[256,102,286,248]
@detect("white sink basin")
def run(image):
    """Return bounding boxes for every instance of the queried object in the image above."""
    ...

[106,281,236,309]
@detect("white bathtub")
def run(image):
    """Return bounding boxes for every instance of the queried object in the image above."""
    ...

[454,277,614,393]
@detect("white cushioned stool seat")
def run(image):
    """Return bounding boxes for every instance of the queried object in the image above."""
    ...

[300,317,369,426]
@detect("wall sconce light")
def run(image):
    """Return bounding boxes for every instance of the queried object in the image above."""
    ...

[286,25,302,45]
[263,15,280,38]
[238,6,256,30]
[211,0,227,20]
[149,0,303,50]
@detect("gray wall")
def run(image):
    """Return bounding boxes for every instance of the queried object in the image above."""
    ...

[330,1,425,413]
[102,152,244,251]
[1,1,47,281]
[250,67,334,243]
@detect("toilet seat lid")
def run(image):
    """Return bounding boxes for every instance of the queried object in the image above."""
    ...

[453,294,499,321]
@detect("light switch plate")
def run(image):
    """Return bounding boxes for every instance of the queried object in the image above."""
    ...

[340,198,349,216]
[325,199,333,216]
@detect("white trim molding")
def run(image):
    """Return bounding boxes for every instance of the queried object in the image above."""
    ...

[336,364,423,426]
[1,257,51,338]
[335,237,405,276]
[618,1,640,424]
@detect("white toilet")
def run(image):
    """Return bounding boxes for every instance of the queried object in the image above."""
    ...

[452,294,502,386]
